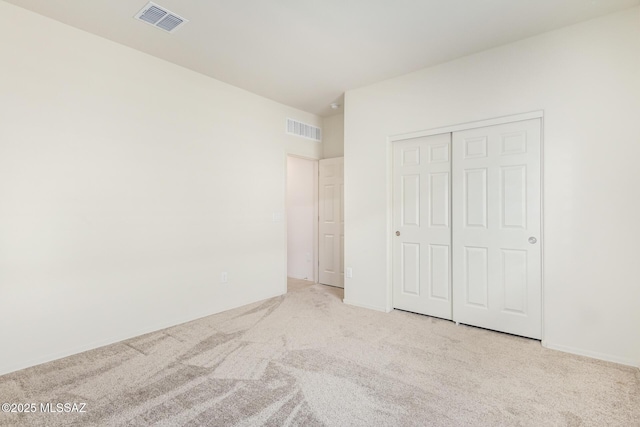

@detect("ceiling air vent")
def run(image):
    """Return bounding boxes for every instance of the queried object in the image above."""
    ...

[286,118,322,142]
[134,2,188,33]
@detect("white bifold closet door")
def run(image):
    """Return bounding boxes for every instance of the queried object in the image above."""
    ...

[452,119,541,339]
[392,134,452,320]
[392,118,541,339]
[319,157,344,288]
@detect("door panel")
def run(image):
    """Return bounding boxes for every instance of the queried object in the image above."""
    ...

[393,134,452,320]
[452,119,541,339]
[401,243,420,295]
[319,157,344,288]
[402,175,420,226]
[323,185,335,222]
[429,244,449,300]
[464,246,488,307]
[501,165,527,229]
[464,168,488,228]
[323,235,335,272]
[429,172,449,227]
[501,249,528,313]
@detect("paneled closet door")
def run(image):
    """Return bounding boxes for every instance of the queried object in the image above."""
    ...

[452,119,542,339]
[392,134,452,320]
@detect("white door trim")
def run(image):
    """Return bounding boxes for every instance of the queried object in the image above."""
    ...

[284,153,319,293]
[385,111,545,340]
[389,111,544,143]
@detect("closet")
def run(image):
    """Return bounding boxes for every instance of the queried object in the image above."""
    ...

[392,118,541,339]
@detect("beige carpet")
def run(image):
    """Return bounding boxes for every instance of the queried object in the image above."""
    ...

[0,278,638,426]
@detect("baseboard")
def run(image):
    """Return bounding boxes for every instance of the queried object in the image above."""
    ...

[319,283,344,289]
[0,290,285,377]
[542,341,639,369]
[286,275,312,281]
[342,299,389,313]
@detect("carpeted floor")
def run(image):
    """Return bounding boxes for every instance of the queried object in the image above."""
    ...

[0,278,638,426]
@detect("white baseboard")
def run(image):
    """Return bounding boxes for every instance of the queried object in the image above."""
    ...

[286,275,313,281]
[342,299,389,313]
[0,291,285,377]
[542,341,639,369]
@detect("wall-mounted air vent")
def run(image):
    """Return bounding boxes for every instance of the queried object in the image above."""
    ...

[134,2,188,33]
[286,118,322,142]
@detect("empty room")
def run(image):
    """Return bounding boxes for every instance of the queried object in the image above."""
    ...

[1,0,639,426]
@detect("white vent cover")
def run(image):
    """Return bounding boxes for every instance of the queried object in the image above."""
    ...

[286,118,322,142]
[134,2,188,33]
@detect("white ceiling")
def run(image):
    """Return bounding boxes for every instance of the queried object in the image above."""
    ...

[4,0,639,116]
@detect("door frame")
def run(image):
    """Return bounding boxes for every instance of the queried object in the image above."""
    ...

[284,154,319,293]
[385,110,545,339]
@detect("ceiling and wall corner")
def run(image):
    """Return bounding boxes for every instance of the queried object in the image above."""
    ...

[322,114,345,159]
[2,0,638,116]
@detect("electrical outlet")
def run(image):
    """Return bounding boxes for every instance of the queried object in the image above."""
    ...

[220,272,228,283]
[345,267,353,279]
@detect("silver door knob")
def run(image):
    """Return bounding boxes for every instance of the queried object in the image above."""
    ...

[528,237,537,244]
[396,231,401,236]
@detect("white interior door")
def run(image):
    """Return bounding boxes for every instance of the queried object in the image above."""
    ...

[392,134,452,320]
[319,157,344,288]
[452,119,542,339]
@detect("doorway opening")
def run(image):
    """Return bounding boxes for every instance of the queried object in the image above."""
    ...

[286,156,318,285]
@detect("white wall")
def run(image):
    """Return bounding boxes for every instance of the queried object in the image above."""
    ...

[286,157,316,280]
[344,7,640,367]
[0,2,321,375]
[322,114,345,158]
